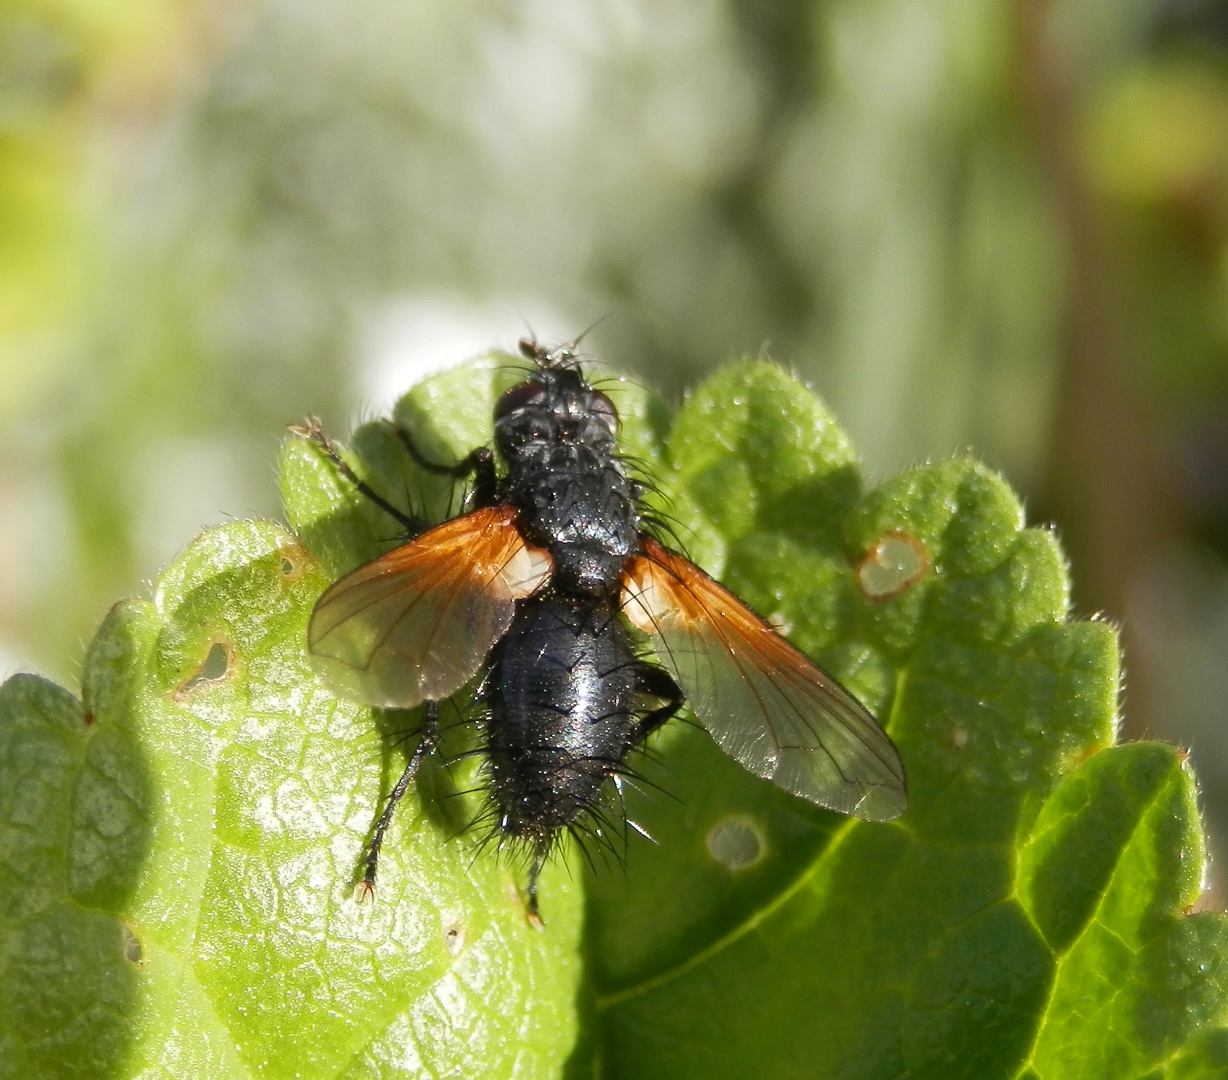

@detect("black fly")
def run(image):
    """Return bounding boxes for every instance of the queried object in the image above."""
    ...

[300,340,906,921]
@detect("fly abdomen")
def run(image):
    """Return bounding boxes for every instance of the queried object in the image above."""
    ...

[484,594,641,844]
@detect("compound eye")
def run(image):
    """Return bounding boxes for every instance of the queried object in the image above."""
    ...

[590,390,618,432]
[494,380,549,422]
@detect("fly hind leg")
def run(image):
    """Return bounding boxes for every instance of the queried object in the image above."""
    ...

[356,700,440,901]
[607,662,686,848]
[632,663,686,742]
[522,665,682,927]
[524,845,548,930]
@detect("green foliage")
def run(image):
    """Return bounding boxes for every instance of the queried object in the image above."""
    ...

[2,356,1227,1078]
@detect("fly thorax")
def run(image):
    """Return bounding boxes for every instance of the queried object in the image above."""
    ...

[509,452,637,594]
[494,367,636,594]
[551,543,627,595]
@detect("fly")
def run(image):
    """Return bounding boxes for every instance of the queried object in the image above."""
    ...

[299,339,907,921]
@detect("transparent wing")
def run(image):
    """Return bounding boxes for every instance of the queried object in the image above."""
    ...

[309,505,551,708]
[622,538,906,821]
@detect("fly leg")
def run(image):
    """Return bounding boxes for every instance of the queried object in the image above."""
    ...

[389,427,498,508]
[356,700,440,901]
[291,417,428,534]
[601,662,686,864]
[519,663,679,928]
[524,846,548,929]
[632,663,686,742]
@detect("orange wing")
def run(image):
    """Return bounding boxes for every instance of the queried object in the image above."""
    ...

[309,506,552,709]
[622,538,906,822]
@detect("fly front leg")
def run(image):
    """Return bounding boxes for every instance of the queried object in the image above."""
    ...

[291,417,429,534]
[389,426,499,508]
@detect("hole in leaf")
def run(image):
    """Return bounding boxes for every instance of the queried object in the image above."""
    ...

[175,640,234,698]
[706,817,765,871]
[279,545,307,582]
[858,531,928,601]
[122,925,143,964]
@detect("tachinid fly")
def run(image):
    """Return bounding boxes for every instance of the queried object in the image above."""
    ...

[300,340,907,921]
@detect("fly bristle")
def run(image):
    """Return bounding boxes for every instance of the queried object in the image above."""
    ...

[466,744,651,896]
[634,508,693,558]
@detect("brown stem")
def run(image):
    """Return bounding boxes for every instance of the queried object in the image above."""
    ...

[1018,0,1179,739]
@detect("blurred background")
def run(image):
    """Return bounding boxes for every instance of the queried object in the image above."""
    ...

[2,0,1228,892]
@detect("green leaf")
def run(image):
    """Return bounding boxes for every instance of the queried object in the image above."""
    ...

[3,356,1226,1079]
[1,471,582,1078]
